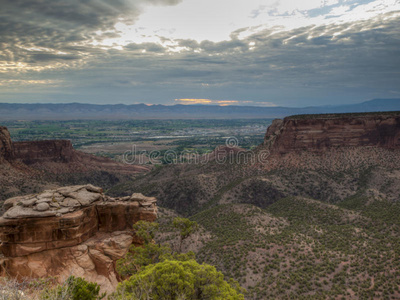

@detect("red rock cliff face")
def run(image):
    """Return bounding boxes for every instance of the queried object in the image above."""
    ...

[13,140,76,164]
[0,126,14,163]
[0,185,157,292]
[0,127,149,175]
[264,113,400,155]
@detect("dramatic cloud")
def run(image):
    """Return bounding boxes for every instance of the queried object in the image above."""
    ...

[0,0,399,106]
[0,0,183,70]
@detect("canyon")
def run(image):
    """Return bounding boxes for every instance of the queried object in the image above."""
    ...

[0,126,149,202]
[124,112,400,214]
[5,136,148,174]
[12,139,149,175]
[0,129,155,291]
[1,111,400,298]
[122,112,400,299]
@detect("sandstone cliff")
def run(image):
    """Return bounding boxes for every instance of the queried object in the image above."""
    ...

[0,185,157,292]
[0,126,150,173]
[12,139,149,174]
[0,126,14,164]
[264,112,400,154]
[13,140,76,165]
[0,127,149,202]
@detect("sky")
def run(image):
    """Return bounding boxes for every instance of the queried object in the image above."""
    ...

[0,0,399,107]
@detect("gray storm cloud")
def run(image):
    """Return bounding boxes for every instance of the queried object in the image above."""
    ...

[0,0,399,106]
[0,0,183,65]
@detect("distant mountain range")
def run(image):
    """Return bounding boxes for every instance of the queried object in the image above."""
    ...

[0,98,399,120]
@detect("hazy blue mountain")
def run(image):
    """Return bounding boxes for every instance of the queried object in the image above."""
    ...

[0,98,399,120]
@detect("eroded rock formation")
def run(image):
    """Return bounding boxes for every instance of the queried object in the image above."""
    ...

[0,127,150,202]
[0,126,150,173]
[13,140,76,165]
[264,112,400,155]
[0,126,14,164]
[12,139,149,174]
[0,185,157,291]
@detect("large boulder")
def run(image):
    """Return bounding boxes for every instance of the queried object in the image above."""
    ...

[2,184,104,219]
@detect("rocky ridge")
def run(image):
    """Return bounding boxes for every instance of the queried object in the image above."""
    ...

[12,139,149,174]
[13,140,76,165]
[0,126,14,163]
[0,126,149,202]
[264,112,400,154]
[0,185,157,291]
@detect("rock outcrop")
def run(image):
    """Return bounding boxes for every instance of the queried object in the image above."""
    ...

[13,140,76,165]
[0,185,157,291]
[264,112,400,155]
[12,139,149,174]
[0,126,14,164]
[0,127,150,202]
[0,126,151,173]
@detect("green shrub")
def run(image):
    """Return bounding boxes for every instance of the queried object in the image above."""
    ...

[113,259,245,300]
[41,276,105,300]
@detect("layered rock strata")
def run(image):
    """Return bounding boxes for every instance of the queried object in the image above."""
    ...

[13,140,76,165]
[264,112,400,155]
[0,126,14,163]
[11,139,149,174]
[0,185,157,291]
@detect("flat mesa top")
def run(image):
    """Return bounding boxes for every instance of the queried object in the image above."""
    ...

[286,111,400,121]
[1,185,157,220]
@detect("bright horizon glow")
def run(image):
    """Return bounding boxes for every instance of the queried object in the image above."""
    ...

[175,99,278,106]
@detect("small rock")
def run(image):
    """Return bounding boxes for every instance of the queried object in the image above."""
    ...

[3,196,27,210]
[39,192,54,198]
[36,198,52,204]
[60,198,80,208]
[74,190,101,206]
[56,185,86,197]
[21,198,38,207]
[3,206,56,219]
[57,208,71,214]
[139,200,155,207]
[130,201,140,207]
[52,192,64,202]
[130,193,156,203]
[85,184,103,193]
[49,202,60,209]
[36,202,50,212]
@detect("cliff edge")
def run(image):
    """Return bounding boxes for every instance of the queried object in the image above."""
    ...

[264,111,400,154]
[0,185,157,292]
[0,127,150,202]
[0,126,14,164]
